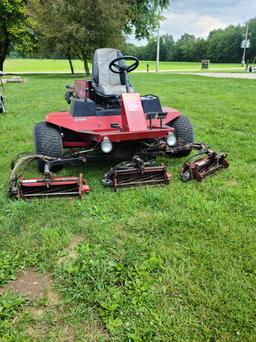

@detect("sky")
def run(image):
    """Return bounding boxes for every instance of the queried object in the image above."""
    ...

[128,0,256,44]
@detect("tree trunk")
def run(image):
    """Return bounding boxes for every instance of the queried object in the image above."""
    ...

[68,57,74,74]
[0,58,4,72]
[83,57,90,76]
[0,39,10,71]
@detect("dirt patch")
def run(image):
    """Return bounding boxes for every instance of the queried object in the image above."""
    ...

[28,306,45,319]
[26,325,48,340]
[27,322,76,341]
[1,268,54,301]
[57,325,76,342]
[58,235,84,263]
[81,321,108,341]
[47,287,60,305]
[26,286,59,320]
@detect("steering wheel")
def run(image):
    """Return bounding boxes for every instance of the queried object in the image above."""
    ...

[109,56,139,74]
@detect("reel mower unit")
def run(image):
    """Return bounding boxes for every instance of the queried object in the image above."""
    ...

[102,156,171,191]
[180,149,229,182]
[9,154,90,199]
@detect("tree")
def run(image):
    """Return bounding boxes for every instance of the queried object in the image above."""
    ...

[160,34,175,60]
[139,34,175,61]
[125,16,256,64]
[122,43,146,60]
[28,0,126,75]
[143,38,157,60]
[193,38,208,61]
[0,0,34,71]
[173,34,196,61]
[28,0,169,75]
[207,25,243,63]
[124,0,169,39]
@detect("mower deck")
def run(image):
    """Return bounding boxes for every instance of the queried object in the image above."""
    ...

[9,154,90,199]
[110,165,171,190]
[16,174,90,199]
[180,150,229,182]
[102,156,171,191]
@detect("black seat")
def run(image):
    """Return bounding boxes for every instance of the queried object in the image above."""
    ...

[92,48,134,97]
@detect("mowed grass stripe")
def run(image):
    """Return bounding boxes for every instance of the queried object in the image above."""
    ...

[4,58,242,73]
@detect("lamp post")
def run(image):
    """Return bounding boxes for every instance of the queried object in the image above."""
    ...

[156,23,160,73]
[241,24,251,66]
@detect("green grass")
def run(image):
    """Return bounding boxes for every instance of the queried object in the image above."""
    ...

[4,58,242,73]
[0,73,255,341]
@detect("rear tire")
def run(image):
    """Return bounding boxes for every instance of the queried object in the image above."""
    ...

[34,122,63,172]
[167,115,194,157]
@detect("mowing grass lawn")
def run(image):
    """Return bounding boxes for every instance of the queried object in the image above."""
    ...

[3,58,242,73]
[0,73,255,341]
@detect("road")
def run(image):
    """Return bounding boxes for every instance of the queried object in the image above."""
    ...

[181,72,256,79]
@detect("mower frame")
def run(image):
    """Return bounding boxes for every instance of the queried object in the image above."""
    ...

[46,81,180,147]
[35,52,194,165]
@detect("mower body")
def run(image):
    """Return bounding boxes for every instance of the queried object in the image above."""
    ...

[46,80,180,148]
[35,49,194,165]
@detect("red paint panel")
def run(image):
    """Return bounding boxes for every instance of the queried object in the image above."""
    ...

[46,105,180,147]
[121,93,148,132]
[46,108,180,133]
[76,128,171,143]
[46,112,122,132]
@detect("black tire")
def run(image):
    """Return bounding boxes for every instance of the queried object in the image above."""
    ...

[34,122,63,172]
[167,115,194,157]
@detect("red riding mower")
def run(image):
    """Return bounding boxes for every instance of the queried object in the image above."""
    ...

[9,49,228,198]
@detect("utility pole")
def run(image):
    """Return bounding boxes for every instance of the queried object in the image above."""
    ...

[156,23,160,73]
[241,24,250,66]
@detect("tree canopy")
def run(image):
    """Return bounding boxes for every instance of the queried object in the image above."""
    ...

[0,0,35,70]
[123,34,175,61]
[27,0,169,74]
[2,1,256,68]
[246,17,256,61]
[124,18,256,64]
[124,0,169,39]
[28,0,127,74]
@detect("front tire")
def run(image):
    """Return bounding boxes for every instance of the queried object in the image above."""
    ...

[34,122,63,172]
[167,115,194,157]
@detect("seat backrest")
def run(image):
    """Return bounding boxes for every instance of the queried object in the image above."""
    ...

[92,48,126,87]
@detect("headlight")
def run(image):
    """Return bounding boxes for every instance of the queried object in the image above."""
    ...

[101,137,113,153]
[166,133,177,147]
